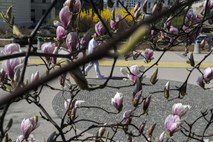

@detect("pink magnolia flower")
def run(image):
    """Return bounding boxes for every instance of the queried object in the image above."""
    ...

[95,21,105,36]
[123,110,133,125]
[3,43,21,55]
[143,48,154,62]
[41,42,55,62]
[2,57,24,80]
[59,6,72,28]
[41,42,55,54]
[16,134,36,142]
[203,67,213,82]
[172,103,191,117]
[164,114,182,135]
[64,0,81,13]
[110,15,122,30]
[21,116,39,139]
[66,32,79,52]
[120,65,144,83]
[111,92,123,112]
[168,26,178,35]
[128,65,141,82]
[56,26,66,41]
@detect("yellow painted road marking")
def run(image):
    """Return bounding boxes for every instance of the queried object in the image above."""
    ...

[27,59,213,68]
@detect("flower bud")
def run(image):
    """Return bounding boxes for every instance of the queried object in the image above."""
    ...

[123,110,133,125]
[2,58,24,80]
[147,123,156,138]
[3,43,21,55]
[143,95,151,113]
[139,122,146,134]
[66,32,79,53]
[158,131,165,142]
[56,26,66,41]
[164,81,170,99]
[111,92,123,112]
[95,21,105,36]
[41,42,55,62]
[179,82,187,96]
[20,116,39,139]
[132,90,142,107]
[150,68,158,85]
[98,123,107,137]
[64,0,81,13]
[30,71,39,83]
[203,67,213,83]
[143,48,154,62]
[59,6,72,28]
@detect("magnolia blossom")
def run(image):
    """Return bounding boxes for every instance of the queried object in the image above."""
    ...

[95,21,105,36]
[56,26,66,41]
[164,114,182,134]
[64,0,81,13]
[123,110,133,125]
[143,48,154,62]
[203,67,213,82]
[41,42,55,54]
[59,6,72,28]
[66,32,79,52]
[2,57,24,80]
[110,20,117,30]
[111,92,123,111]
[21,117,39,139]
[172,103,191,117]
[120,65,144,82]
[3,43,21,55]
[16,134,36,142]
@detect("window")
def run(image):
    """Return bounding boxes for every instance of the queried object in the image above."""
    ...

[148,2,151,8]
[42,9,46,14]
[126,0,135,8]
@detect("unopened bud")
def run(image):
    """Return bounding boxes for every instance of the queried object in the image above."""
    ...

[179,82,187,96]
[164,81,170,99]
[188,53,195,67]
[147,123,156,138]
[98,123,107,137]
[143,96,151,113]
[132,90,142,107]
[196,76,205,89]
[139,122,146,134]
[150,68,158,85]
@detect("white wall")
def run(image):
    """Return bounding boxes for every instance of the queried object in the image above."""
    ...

[0,0,32,28]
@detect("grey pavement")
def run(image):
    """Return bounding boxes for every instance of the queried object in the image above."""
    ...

[1,50,213,141]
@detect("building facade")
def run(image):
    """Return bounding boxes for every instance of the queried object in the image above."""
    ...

[31,0,52,23]
[0,0,31,27]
